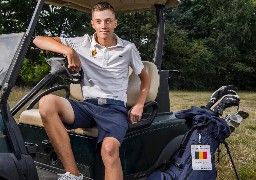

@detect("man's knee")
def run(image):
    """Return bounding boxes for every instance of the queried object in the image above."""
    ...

[39,94,58,119]
[101,138,120,165]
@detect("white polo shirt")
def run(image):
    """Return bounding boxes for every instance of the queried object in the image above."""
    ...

[60,34,144,103]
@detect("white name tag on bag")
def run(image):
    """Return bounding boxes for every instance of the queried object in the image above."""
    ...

[191,145,212,170]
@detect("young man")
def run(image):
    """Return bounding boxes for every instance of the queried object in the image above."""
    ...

[33,2,150,180]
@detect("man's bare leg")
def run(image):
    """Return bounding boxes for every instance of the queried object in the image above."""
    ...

[39,94,80,176]
[101,137,123,180]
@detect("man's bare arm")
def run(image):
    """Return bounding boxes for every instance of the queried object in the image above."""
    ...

[33,36,81,71]
[129,68,150,123]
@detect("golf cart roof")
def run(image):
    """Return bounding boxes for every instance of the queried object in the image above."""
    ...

[44,0,180,12]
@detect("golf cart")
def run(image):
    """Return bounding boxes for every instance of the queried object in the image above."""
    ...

[0,0,190,179]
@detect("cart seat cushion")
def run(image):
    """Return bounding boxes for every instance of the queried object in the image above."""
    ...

[19,109,98,137]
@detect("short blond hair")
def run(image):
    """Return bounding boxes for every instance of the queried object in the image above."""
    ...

[92,2,115,15]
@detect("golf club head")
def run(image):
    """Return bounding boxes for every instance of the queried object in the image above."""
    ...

[237,110,249,119]
[225,110,249,132]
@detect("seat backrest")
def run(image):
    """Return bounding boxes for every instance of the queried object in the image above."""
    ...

[70,61,159,106]
[69,83,83,101]
[127,61,159,106]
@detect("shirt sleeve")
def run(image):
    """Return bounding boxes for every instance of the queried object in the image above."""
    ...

[129,43,144,75]
[60,35,88,51]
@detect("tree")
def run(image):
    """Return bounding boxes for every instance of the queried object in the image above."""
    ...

[164,0,256,90]
[35,5,92,37]
[163,24,216,89]
[0,0,36,34]
[116,11,157,61]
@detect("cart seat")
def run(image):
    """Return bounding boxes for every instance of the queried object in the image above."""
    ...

[19,61,159,137]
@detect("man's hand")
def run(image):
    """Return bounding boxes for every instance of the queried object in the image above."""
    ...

[129,104,144,124]
[128,68,150,124]
[33,36,82,72]
[65,48,81,72]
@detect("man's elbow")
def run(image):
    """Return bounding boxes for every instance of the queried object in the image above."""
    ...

[33,36,43,46]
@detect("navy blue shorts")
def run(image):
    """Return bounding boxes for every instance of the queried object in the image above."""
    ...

[65,99,129,144]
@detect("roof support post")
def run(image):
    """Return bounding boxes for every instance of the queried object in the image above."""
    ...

[153,4,165,70]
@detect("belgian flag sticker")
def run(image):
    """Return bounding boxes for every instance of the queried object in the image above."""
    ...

[191,145,212,170]
[195,151,208,159]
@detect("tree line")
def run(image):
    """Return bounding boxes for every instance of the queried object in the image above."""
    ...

[1,0,255,90]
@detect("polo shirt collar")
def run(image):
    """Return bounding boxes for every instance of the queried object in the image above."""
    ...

[91,33,124,48]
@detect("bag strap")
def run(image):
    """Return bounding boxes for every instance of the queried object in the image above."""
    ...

[178,120,211,158]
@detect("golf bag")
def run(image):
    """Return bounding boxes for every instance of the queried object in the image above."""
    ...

[148,106,231,180]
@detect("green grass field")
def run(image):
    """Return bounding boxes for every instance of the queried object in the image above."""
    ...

[8,87,256,179]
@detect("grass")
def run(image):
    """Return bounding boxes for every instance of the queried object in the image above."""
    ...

[7,87,256,179]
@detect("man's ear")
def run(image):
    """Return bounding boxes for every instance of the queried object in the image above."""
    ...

[91,20,94,28]
[114,20,118,28]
